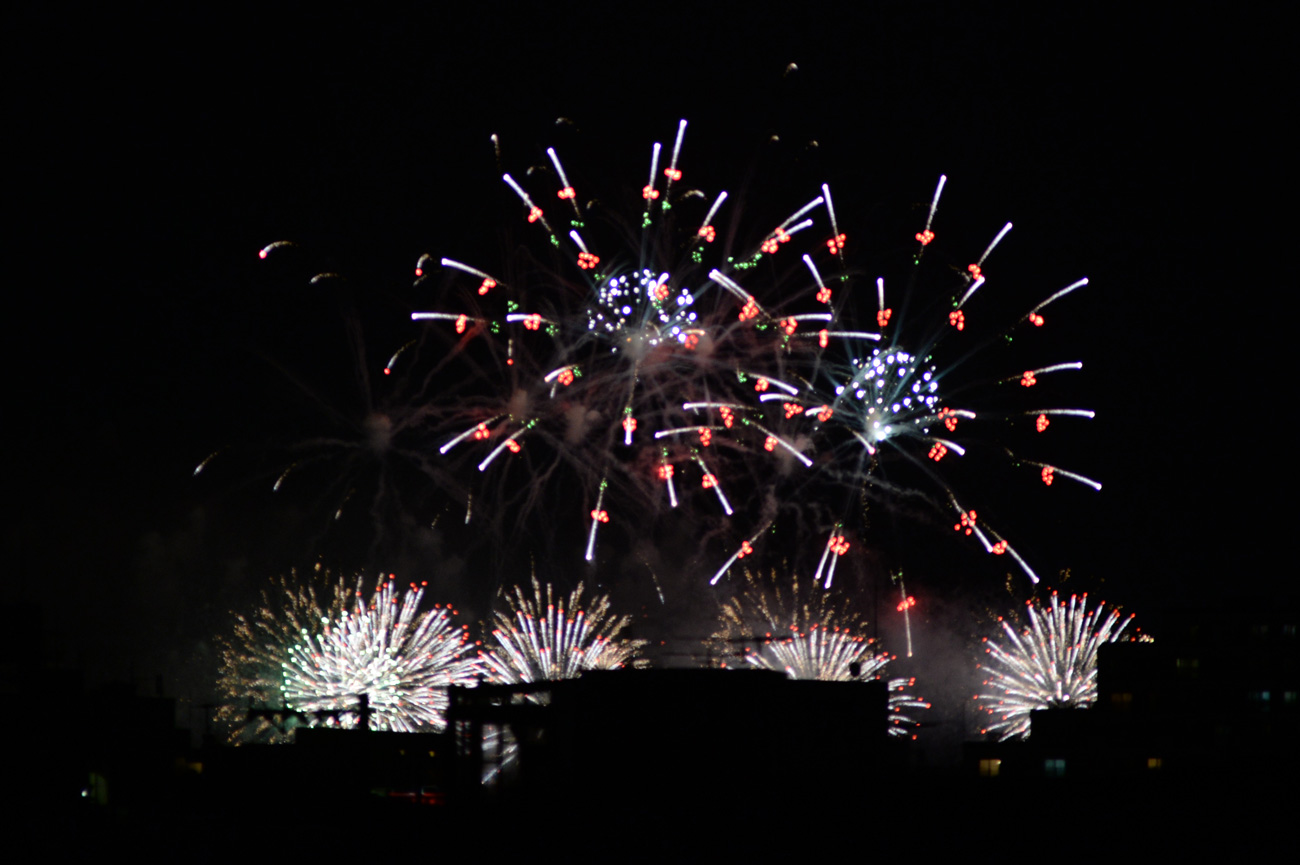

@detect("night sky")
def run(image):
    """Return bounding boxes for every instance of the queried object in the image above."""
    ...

[10,4,1287,713]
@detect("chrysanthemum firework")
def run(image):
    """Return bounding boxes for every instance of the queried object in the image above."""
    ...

[479,578,647,683]
[715,570,928,737]
[281,576,480,732]
[215,568,351,743]
[975,590,1137,740]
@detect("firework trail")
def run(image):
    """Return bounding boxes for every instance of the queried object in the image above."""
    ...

[281,576,480,732]
[975,590,1138,740]
[410,120,846,570]
[714,570,928,737]
[215,568,352,743]
[479,578,647,683]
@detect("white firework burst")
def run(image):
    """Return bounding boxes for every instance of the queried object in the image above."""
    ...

[479,578,647,683]
[282,577,480,732]
[976,590,1137,740]
[717,569,928,737]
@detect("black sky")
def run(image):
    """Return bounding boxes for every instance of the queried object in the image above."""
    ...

[8,3,1287,690]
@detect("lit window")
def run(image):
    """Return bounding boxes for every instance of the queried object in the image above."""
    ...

[979,758,1001,778]
[1044,758,1066,778]
[1147,757,1163,770]
[1110,692,1134,708]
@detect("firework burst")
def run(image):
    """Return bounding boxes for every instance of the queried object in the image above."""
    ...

[215,568,352,743]
[975,590,1137,740]
[715,570,928,737]
[281,576,480,732]
[409,120,847,569]
[782,174,1100,586]
[479,578,647,683]
[255,120,1098,587]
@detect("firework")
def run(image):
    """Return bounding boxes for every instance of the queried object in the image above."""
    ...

[215,568,352,743]
[410,120,842,568]
[975,590,1137,740]
[479,578,647,683]
[783,174,1100,586]
[260,119,1098,586]
[715,570,928,737]
[281,577,480,732]
[194,262,451,571]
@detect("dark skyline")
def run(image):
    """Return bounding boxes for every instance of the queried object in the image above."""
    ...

[9,4,1287,698]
